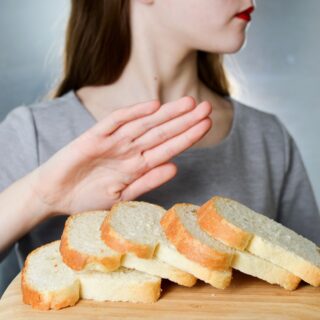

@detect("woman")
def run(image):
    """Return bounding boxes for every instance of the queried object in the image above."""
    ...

[0,0,319,270]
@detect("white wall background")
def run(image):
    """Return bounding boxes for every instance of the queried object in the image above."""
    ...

[0,0,319,296]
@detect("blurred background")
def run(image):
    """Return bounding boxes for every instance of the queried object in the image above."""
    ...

[0,0,319,296]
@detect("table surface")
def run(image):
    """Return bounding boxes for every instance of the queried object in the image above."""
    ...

[0,271,319,320]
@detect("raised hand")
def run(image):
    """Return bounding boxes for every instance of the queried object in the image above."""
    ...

[30,96,212,215]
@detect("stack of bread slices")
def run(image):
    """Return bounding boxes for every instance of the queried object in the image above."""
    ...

[21,195,320,310]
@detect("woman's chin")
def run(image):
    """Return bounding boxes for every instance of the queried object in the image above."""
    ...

[194,31,248,54]
[222,35,247,53]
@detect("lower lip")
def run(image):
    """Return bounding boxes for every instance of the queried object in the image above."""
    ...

[235,13,251,22]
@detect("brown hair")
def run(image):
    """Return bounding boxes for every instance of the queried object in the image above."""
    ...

[53,0,230,98]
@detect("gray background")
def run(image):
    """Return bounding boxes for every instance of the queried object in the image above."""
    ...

[0,0,319,296]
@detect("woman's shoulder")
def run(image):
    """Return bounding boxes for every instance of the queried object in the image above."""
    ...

[229,97,297,164]
[1,91,78,126]
[0,90,95,160]
[232,97,290,141]
[27,90,84,121]
[21,90,93,136]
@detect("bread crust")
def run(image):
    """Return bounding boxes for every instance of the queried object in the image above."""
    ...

[199,196,320,287]
[21,241,80,310]
[197,197,252,250]
[60,214,121,271]
[160,204,233,270]
[101,204,156,259]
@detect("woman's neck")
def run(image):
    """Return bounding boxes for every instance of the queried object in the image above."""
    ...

[75,1,234,150]
[76,1,225,117]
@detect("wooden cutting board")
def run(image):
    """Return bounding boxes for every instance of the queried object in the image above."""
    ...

[0,271,319,320]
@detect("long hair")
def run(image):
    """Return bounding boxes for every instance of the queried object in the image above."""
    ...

[53,0,231,98]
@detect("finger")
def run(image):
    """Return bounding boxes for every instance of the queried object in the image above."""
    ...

[143,118,212,168]
[120,162,178,201]
[133,100,212,151]
[91,100,161,137]
[114,96,196,141]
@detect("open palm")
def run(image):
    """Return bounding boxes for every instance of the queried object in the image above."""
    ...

[31,96,212,215]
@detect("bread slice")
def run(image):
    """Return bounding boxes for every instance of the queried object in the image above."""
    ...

[231,249,300,291]
[101,201,232,289]
[78,268,161,303]
[22,241,162,310]
[198,196,320,286]
[155,244,233,289]
[161,203,234,270]
[60,211,122,272]
[121,253,196,287]
[22,241,80,310]
[162,203,301,290]
[61,211,196,287]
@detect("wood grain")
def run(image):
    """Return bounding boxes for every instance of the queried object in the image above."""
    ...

[0,271,319,320]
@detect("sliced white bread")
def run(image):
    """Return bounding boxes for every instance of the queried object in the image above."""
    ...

[60,211,122,272]
[101,201,233,289]
[121,253,196,287]
[160,203,234,270]
[78,268,161,303]
[22,241,80,310]
[197,195,320,286]
[22,241,161,310]
[60,211,196,287]
[155,244,233,290]
[162,203,301,290]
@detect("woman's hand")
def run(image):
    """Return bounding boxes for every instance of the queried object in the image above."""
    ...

[30,96,212,215]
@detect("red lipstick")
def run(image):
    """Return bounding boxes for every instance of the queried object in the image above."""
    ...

[235,6,255,22]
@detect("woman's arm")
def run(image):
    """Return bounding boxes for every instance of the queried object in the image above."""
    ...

[0,171,52,253]
[0,96,212,255]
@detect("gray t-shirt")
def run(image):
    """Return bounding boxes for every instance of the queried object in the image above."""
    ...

[0,90,319,268]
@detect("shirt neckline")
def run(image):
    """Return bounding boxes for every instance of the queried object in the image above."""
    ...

[66,89,239,153]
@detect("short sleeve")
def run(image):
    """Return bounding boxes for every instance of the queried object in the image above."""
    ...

[0,106,38,261]
[274,116,320,245]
